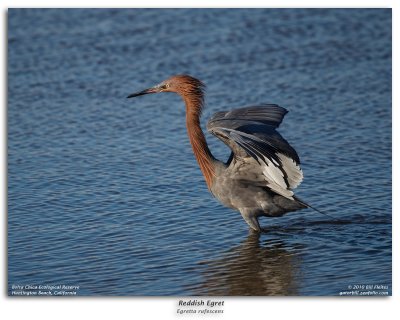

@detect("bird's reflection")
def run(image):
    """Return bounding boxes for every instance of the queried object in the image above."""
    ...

[189,231,302,296]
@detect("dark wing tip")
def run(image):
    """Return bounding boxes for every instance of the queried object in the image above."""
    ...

[221,104,289,128]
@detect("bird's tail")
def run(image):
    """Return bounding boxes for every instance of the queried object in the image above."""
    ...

[294,196,340,222]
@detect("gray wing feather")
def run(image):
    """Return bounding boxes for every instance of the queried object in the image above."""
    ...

[207,104,303,198]
[207,104,288,129]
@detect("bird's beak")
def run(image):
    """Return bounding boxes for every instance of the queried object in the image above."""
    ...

[127,87,158,98]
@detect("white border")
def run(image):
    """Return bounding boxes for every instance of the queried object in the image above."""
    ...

[1,2,397,320]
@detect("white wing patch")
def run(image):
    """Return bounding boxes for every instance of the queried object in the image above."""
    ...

[262,157,294,199]
[254,152,303,200]
[211,127,303,200]
[278,153,303,189]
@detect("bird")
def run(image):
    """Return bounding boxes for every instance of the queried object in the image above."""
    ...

[127,74,309,232]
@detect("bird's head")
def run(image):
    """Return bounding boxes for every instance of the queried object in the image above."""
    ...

[127,74,205,101]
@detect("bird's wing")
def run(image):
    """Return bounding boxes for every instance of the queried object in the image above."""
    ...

[208,103,288,128]
[207,104,303,199]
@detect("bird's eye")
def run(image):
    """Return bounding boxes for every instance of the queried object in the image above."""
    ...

[160,84,168,90]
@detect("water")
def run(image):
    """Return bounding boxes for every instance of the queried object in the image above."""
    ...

[8,9,391,296]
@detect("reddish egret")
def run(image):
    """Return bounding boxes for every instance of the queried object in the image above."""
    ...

[127,75,309,232]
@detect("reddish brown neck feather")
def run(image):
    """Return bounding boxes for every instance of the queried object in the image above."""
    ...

[184,96,215,189]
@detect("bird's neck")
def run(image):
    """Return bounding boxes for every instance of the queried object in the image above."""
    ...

[184,97,215,189]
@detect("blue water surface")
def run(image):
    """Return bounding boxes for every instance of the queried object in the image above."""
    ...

[8,9,391,296]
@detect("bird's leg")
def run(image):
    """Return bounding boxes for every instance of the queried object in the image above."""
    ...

[239,208,261,232]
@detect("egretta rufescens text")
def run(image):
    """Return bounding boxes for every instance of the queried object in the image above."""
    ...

[127,75,309,232]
